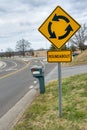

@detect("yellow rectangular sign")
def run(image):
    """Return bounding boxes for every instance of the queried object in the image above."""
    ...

[47,50,72,62]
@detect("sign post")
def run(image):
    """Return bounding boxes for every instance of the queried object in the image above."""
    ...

[38,6,81,117]
[58,62,62,117]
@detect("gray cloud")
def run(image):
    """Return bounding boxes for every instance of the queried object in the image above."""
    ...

[0,8,7,13]
[19,0,49,7]
[0,0,87,51]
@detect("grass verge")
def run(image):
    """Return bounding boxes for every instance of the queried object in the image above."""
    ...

[63,50,87,66]
[13,74,87,130]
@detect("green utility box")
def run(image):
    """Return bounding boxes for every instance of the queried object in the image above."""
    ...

[31,65,45,94]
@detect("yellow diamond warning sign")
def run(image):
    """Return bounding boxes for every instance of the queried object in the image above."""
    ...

[47,50,72,62]
[38,6,81,49]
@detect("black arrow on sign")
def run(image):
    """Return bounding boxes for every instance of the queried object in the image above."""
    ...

[58,24,73,40]
[48,22,56,38]
[52,14,69,23]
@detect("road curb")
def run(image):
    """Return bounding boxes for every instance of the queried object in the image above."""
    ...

[0,88,38,130]
[0,64,57,130]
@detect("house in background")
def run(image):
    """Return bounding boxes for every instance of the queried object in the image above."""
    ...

[34,50,47,57]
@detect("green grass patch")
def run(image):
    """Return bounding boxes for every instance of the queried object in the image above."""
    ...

[13,74,87,130]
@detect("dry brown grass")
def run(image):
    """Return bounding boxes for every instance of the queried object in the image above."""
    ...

[63,50,87,66]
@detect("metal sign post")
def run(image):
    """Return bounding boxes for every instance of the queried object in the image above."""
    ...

[58,62,62,117]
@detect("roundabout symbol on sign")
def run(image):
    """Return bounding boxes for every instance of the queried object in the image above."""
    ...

[38,6,81,49]
[48,14,73,40]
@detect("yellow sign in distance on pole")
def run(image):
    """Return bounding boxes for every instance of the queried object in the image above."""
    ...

[38,6,81,49]
[47,50,72,62]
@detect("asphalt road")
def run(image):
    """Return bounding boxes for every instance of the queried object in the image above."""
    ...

[45,63,87,83]
[0,58,56,118]
[0,59,87,130]
[0,59,26,77]
[0,58,87,120]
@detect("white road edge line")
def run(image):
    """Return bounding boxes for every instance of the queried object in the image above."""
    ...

[40,60,45,70]
[0,89,38,130]
[5,61,18,71]
[0,61,7,69]
[34,80,37,84]
[29,85,34,89]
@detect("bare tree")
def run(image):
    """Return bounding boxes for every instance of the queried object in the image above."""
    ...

[16,39,31,56]
[70,23,87,51]
[70,44,77,52]
[49,44,68,50]
[5,48,14,57]
[49,44,56,50]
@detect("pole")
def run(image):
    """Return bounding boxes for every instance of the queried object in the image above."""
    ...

[58,62,62,117]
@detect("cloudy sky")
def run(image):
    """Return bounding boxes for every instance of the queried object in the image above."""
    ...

[0,0,86,52]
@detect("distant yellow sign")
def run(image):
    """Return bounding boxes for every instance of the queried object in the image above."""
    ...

[47,50,72,62]
[38,6,81,49]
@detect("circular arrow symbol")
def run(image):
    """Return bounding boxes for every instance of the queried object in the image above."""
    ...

[48,22,56,38]
[58,24,73,40]
[52,14,70,23]
[48,14,73,40]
